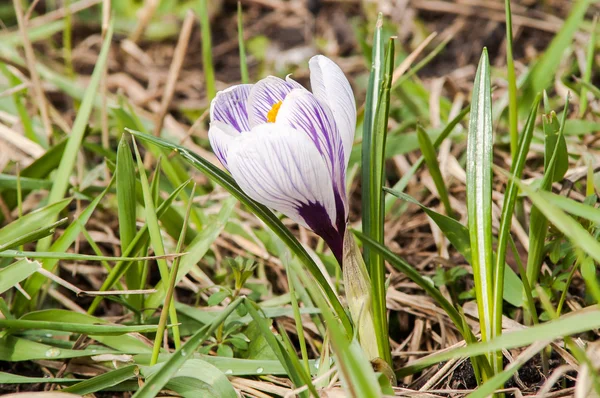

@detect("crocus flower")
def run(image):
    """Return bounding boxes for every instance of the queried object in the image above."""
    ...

[208,55,356,265]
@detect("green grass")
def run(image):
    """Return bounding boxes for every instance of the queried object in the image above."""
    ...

[0,1,599,397]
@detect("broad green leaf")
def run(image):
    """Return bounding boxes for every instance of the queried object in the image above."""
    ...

[417,125,453,217]
[0,218,68,251]
[466,49,494,355]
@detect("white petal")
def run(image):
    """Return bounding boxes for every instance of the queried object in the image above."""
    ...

[285,74,306,90]
[276,89,345,193]
[227,124,337,229]
[208,121,239,169]
[210,84,252,132]
[247,76,294,127]
[309,55,356,165]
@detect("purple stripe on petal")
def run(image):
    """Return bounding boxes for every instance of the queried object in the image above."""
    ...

[210,84,252,132]
[247,77,296,127]
[276,89,348,223]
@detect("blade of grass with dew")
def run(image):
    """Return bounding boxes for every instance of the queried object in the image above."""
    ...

[125,128,351,333]
[365,38,395,365]
[116,135,141,309]
[524,96,569,318]
[417,124,453,217]
[384,105,470,213]
[579,15,598,116]
[13,176,115,315]
[492,93,541,372]
[132,297,244,398]
[61,365,138,395]
[237,1,248,84]
[0,336,118,361]
[467,49,494,369]
[0,63,39,146]
[289,255,382,397]
[37,22,114,252]
[0,259,40,295]
[131,138,180,348]
[198,0,216,101]
[150,183,196,366]
[505,0,518,159]
[525,0,591,101]
[361,12,384,270]
[87,179,190,314]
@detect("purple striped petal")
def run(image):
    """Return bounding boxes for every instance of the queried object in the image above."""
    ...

[208,121,239,170]
[228,124,343,260]
[276,89,348,230]
[210,84,252,132]
[309,55,356,165]
[247,76,296,127]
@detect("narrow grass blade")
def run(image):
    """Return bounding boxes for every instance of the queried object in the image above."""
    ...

[518,180,600,267]
[579,15,598,116]
[0,259,41,295]
[61,365,138,395]
[245,301,315,397]
[87,179,190,314]
[384,105,470,213]
[467,49,494,353]
[116,136,138,246]
[131,138,180,345]
[492,93,541,372]
[14,177,115,315]
[0,319,159,335]
[505,0,518,159]
[237,1,249,84]
[399,307,600,373]
[365,38,395,365]
[0,198,71,245]
[361,12,384,267]
[126,128,351,333]
[417,125,453,217]
[37,22,114,251]
[524,96,569,314]
[198,0,216,100]
[132,297,244,398]
[525,0,591,99]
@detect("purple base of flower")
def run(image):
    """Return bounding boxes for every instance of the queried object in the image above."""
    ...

[298,201,345,266]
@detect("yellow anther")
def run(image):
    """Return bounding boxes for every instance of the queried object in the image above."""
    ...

[266,101,283,123]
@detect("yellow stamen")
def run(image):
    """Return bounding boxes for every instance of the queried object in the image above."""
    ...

[267,101,283,123]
